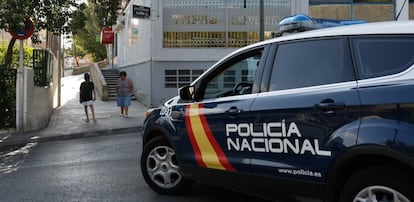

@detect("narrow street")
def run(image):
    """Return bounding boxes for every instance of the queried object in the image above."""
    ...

[0,133,269,202]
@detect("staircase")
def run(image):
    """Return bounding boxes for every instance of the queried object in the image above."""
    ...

[101,69,119,100]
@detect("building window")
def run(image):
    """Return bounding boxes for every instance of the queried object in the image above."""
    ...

[165,69,204,88]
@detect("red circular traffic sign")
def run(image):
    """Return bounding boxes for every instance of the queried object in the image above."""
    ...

[9,17,35,40]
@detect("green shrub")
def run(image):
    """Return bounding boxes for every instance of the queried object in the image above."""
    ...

[0,40,34,68]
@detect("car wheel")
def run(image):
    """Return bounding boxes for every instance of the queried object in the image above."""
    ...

[140,136,193,194]
[339,166,413,202]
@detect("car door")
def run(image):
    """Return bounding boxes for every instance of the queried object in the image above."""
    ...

[351,36,414,148]
[180,46,269,192]
[248,38,362,200]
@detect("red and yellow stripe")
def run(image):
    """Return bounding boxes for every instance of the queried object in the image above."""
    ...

[185,103,236,172]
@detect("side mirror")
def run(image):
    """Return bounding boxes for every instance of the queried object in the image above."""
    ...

[179,86,195,100]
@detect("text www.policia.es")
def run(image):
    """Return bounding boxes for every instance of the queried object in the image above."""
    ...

[277,168,322,178]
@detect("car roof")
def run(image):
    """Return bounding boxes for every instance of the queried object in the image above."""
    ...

[193,20,414,85]
[252,20,414,48]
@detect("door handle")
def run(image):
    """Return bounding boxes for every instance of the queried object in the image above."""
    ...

[315,102,345,110]
[226,106,243,116]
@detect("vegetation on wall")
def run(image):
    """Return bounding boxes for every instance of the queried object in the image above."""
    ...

[0,41,33,68]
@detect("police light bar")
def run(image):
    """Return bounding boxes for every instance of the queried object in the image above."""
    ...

[276,14,367,36]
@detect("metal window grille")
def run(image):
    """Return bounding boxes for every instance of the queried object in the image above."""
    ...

[33,49,52,86]
[165,69,204,88]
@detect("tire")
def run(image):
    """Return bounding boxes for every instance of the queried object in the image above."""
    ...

[140,136,193,194]
[339,166,413,202]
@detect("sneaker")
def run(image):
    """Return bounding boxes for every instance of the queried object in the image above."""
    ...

[119,114,124,117]
[124,115,128,118]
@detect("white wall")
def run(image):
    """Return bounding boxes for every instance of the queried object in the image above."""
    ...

[116,0,307,107]
[117,21,152,66]
[23,51,59,132]
[24,68,54,131]
[396,0,409,21]
[120,63,152,106]
[291,0,309,15]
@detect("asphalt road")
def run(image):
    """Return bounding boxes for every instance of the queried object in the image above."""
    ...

[0,132,270,202]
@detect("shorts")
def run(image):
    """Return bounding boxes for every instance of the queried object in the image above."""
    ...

[117,95,131,107]
[82,100,94,106]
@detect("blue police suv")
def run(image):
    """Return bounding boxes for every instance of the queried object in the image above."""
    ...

[140,20,414,202]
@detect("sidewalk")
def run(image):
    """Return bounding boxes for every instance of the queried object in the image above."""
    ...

[0,73,149,147]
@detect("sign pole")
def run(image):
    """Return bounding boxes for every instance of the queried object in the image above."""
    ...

[10,17,34,132]
[17,40,24,132]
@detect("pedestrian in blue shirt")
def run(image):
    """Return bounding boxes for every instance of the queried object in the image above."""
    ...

[116,71,134,118]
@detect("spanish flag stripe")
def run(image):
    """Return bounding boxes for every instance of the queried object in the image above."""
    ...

[188,104,226,170]
[198,104,236,171]
[185,105,206,167]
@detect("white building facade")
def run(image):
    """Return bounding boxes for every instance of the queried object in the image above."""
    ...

[115,0,308,107]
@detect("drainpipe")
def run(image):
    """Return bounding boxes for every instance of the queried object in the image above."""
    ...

[57,34,62,107]
[259,0,264,41]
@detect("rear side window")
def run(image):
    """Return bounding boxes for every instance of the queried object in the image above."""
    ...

[352,36,414,79]
[269,38,355,91]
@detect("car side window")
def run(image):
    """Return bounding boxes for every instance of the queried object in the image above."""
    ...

[352,36,414,79]
[202,50,262,99]
[269,38,355,91]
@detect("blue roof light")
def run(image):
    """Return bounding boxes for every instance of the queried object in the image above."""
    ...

[276,14,367,36]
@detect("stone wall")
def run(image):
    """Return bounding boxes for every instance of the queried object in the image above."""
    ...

[310,4,395,22]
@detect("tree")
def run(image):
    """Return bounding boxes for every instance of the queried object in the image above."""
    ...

[0,0,77,68]
[93,0,120,27]
[69,3,87,36]
[70,0,120,62]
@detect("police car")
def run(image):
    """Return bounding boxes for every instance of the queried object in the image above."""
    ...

[140,17,414,202]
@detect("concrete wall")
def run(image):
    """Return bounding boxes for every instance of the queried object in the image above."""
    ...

[310,4,404,22]
[152,61,216,105]
[24,68,53,131]
[117,1,152,67]
[410,5,414,19]
[119,62,152,106]
[23,51,59,132]
[90,63,108,101]
[119,60,219,107]
[309,5,351,19]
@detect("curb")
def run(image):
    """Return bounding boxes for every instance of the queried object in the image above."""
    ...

[0,126,143,147]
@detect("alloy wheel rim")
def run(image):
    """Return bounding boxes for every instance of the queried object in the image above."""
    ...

[146,145,182,189]
[353,185,410,202]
